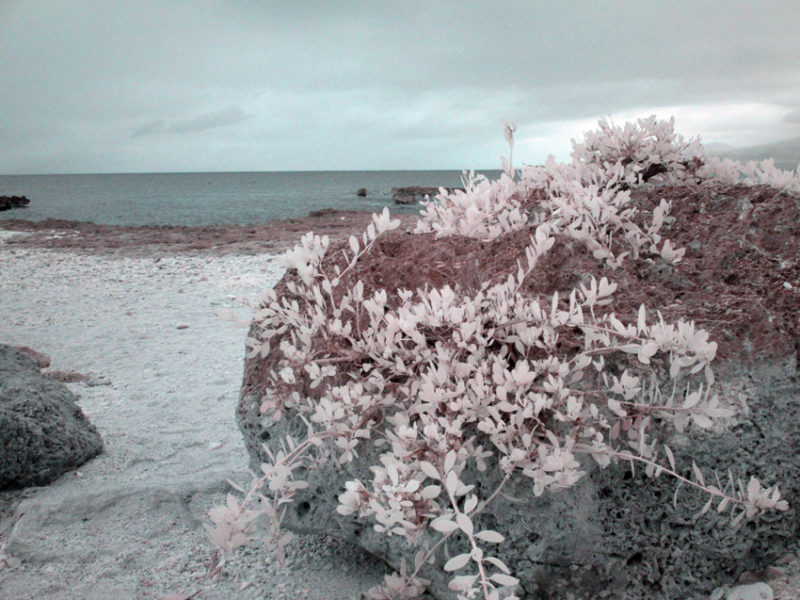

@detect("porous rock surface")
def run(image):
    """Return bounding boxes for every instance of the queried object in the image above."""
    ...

[238,182,800,599]
[0,344,103,489]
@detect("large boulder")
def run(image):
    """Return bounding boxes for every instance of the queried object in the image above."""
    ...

[0,345,103,489]
[238,182,800,599]
[0,195,30,211]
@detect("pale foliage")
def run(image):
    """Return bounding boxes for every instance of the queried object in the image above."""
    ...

[208,116,791,600]
[570,115,704,184]
[699,156,800,192]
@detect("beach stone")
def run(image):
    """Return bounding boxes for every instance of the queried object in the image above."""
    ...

[12,345,50,368]
[726,582,774,600]
[238,182,800,599]
[0,344,103,489]
[0,195,30,211]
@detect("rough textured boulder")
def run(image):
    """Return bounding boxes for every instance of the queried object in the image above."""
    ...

[0,195,30,211]
[391,186,463,204]
[0,345,103,489]
[238,182,800,599]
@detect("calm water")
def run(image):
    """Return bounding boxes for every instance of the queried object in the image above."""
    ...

[0,171,499,227]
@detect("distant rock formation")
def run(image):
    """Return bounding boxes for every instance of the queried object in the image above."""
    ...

[0,196,31,211]
[390,186,463,204]
[0,345,103,489]
[356,188,367,197]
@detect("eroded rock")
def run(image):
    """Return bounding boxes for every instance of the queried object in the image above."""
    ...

[0,345,103,489]
[238,182,800,599]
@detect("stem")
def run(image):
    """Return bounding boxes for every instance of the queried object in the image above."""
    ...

[608,449,742,505]
[237,432,333,516]
[446,487,490,599]
[393,474,511,600]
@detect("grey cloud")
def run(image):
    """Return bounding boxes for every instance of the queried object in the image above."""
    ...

[131,108,253,137]
[131,120,167,138]
[1,1,799,173]
[170,107,253,133]
[783,109,800,124]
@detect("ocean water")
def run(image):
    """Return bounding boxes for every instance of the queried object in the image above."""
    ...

[0,170,499,227]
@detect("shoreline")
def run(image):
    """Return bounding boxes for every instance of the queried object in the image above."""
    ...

[0,209,420,256]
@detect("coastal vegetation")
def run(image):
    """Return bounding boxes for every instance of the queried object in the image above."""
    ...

[210,116,799,599]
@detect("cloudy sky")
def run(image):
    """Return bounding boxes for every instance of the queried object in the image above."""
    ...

[1,1,798,174]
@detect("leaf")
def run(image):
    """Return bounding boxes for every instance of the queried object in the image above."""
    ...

[663,444,676,471]
[448,574,478,591]
[692,462,705,486]
[445,470,460,495]
[456,512,473,536]
[227,479,246,493]
[420,461,440,480]
[484,556,510,574]
[637,304,647,334]
[682,390,702,410]
[430,517,459,533]
[444,450,456,474]
[463,495,479,514]
[696,495,714,519]
[443,553,471,572]
[348,235,359,255]
[475,529,505,543]
[226,493,239,515]
[420,485,441,500]
[490,573,520,587]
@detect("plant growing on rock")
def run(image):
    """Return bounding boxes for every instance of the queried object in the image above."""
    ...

[208,116,791,600]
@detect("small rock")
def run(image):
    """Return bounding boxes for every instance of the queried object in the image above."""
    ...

[85,374,111,387]
[13,345,51,368]
[177,324,189,330]
[357,188,367,197]
[727,582,774,600]
[42,369,89,383]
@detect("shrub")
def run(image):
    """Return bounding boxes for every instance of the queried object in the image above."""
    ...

[208,116,791,600]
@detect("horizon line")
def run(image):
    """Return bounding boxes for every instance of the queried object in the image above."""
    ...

[0,167,506,177]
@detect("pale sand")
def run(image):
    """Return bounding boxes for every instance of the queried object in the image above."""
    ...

[0,240,387,600]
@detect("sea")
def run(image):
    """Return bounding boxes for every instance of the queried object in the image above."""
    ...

[0,170,500,227]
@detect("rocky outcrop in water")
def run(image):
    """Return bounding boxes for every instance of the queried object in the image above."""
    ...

[0,196,30,211]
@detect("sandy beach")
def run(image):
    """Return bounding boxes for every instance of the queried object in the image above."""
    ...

[0,216,402,600]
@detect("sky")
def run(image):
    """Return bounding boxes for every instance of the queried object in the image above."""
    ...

[1,0,799,174]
